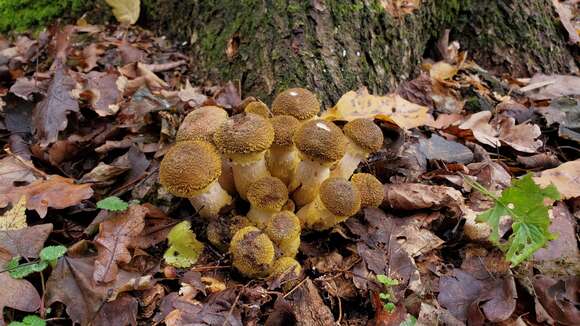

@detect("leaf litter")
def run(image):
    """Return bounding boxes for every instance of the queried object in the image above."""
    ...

[0,16,578,326]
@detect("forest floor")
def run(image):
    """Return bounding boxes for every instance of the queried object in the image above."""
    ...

[0,18,579,326]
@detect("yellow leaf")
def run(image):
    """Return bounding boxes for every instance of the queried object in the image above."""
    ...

[0,196,27,230]
[429,62,458,81]
[105,0,141,25]
[163,221,204,268]
[321,88,432,129]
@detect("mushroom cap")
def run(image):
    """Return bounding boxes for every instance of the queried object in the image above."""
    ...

[213,113,274,155]
[319,177,361,216]
[159,141,221,197]
[351,173,384,208]
[176,106,228,143]
[343,118,383,153]
[265,211,301,243]
[230,226,275,277]
[207,215,253,252]
[271,115,300,147]
[244,101,270,118]
[293,120,347,163]
[246,176,289,210]
[272,88,320,120]
[270,257,301,278]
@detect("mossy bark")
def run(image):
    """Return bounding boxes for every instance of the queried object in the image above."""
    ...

[137,0,576,105]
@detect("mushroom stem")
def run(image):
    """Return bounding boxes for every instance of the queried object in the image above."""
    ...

[189,180,233,219]
[331,142,368,179]
[231,153,271,199]
[289,158,331,206]
[296,195,338,230]
[267,145,299,185]
[247,207,278,228]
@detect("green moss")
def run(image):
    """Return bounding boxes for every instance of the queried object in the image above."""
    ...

[0,0,91,32]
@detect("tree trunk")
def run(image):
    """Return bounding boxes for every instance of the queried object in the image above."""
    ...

[139,0,576,105]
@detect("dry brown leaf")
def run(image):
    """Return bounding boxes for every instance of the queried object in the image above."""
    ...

[534,160,580,199]
[458,111,501,147]
[94,205,147,283]
[178,80,208,107]
[0,271,41,326]
[0,175,93,218]
[322,88,432,129]
[0,156,38,197]
[0,224,53,260]
[105,0,141,25]
[78,71,124,116]
[0,196,27,230]
[524,74,580,100]
[552,0,580,45]
[497,116,542,153]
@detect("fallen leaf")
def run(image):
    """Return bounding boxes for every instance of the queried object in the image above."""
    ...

[497,116,542,153]
[524,74,580,100]
[9,77,46,100]
[552,0,580,45]
[396,73,434,109]
[78,70,124,116]
[0,156,38,195]
[533,202,580,264]
[81,43,104,72]
[94,205,147,283]
[32,59,79,148]
[430,61,458,81]
[458,111,500,147]
[288,279,335,326]
[46,256,141,325]
[163,221,204,268]
[0,175,93,218]
[131,203,175,249]
[0,269,41,326]
[382,183,464,212]
[178,80,208,107]
[105,0,141,25]
[533,275,580,325]
[322,88,432,129]
[93,294,138,326]
[534,160,580,199]
[0,196,27,230]
[418,134,473,163]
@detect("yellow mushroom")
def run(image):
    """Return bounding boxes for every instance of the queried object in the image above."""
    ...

[159,141,233,219]
[296,177,361,230]
[271,88,320,121]
[244,100,271,118]
[265,211,301,258]
[213,113,274,199]
[350,173,384,208]
[289,119,347,206]
[246,176,289,228]
[266,115,301,185]
[230,226,275,278]
[269,257,302,291]
[331,118,383,179]
[207,215,253,252]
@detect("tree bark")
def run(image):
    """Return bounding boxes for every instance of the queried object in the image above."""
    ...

[139,0,576,105]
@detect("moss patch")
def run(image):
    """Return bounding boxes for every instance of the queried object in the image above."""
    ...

[0,0,90,32]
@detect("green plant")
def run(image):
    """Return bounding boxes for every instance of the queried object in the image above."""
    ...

[8,315,45,326]
[96,196,129,211]
[376,274,399,313]
[7,245,67,279]
[163,221,204,268]
[466,173,560,267]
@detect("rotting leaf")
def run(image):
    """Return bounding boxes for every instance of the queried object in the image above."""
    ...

[32,59,79,148]
[94,205,147,283]
[322,87,432,129]
[0,175,93,218]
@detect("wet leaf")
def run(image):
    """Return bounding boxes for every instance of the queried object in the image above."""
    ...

[322,88,432,129]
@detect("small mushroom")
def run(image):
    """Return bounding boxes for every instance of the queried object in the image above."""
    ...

[244,100,271,118]
[266,115,301,185]
[296,177,361,230]
[213,113,275,199]
[350,173,384,208]
[270,257,302,291]
[230,226,275,278]
[271,88,320,122]
[265,211,301,258]
[246,176,289,228]
[159,141,233,219]
[289,119,347,206]
[331,118,383,179]
[207,215,253,252]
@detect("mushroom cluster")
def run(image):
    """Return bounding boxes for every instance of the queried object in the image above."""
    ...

[159,88,385,281]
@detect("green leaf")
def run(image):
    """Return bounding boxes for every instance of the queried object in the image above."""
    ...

[400,315,417,326]
[376,274,399,286]
[163,221,204,268]
[8,315,46,326]
[39,245,67,265]
[379,293,390,300]
[474,173,560,266]
[7,257,48,279]
[97,196,129,212]
[384,302,395,313]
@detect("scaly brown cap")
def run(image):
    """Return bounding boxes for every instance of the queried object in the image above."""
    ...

[244,101,270,118]
[230,226,275,277]
[213,113,274,155]
[271,115,300,147]
[265,211,301,243]
[246,176,288,210]
[350,173,384,208]
[159,141,221,197]
[343,118,383,153]
[176,106,228,143]
[319,177,361,216]
[293,120,347,163]
[272,88,320,120]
